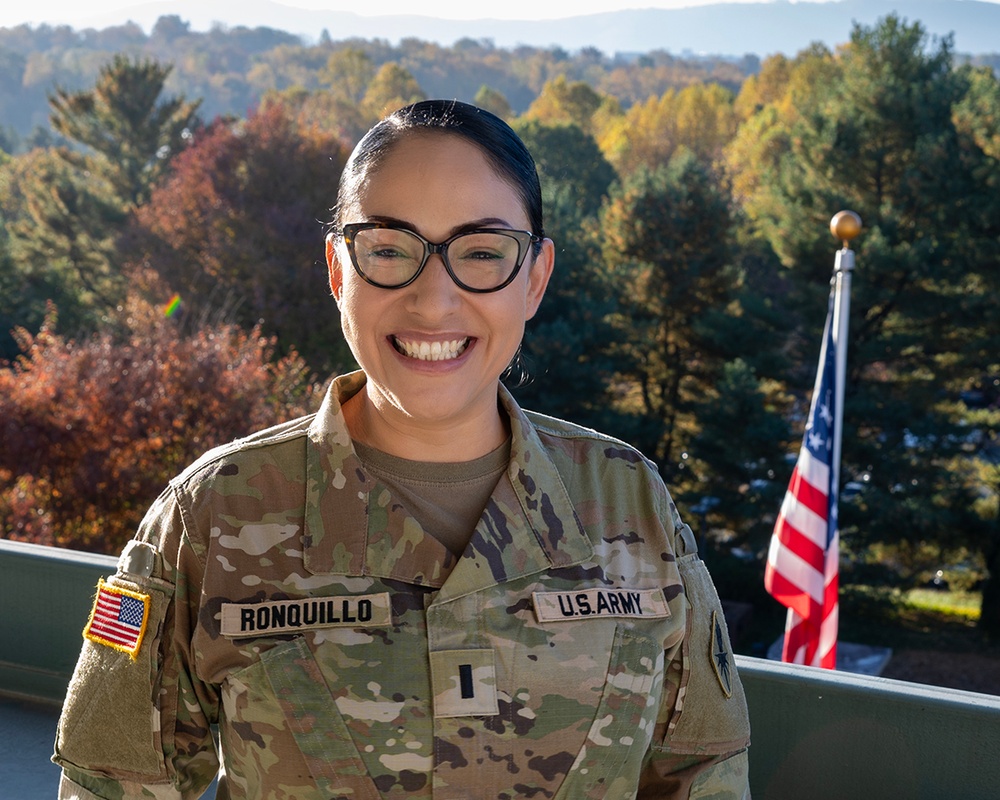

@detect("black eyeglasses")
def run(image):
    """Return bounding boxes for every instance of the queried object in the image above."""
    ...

[340,223,541,293]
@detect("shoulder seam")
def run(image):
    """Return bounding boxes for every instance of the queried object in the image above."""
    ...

[525,411,628,446]
[171,416,315,490]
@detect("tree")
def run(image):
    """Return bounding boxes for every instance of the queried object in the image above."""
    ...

[473,85,512,120]
[124,102,353,375]
[0,299,317,554]
[0,147,126,355]
[521,75,616,136]
[513,119,617,219]
[0,55,202,356]
[600,150,741,479]
[507,122,621,431]
[691,358,792,547]
[729,15,1000,626]
[49,54,201,207]
[361,62,425,120]
[599,83,737,176]
[319,47,374,105]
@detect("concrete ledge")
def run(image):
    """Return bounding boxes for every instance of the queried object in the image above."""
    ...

[0,539,116,705]
[736,654,1000,800]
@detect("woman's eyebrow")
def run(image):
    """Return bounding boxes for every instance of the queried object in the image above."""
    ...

[364,215,517,237]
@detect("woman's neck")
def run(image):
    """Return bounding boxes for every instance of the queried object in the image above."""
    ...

[341,387,509,463]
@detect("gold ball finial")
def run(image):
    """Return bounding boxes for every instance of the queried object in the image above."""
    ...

[830,210,862,245]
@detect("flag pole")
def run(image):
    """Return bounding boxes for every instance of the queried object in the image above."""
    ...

[765,209,861,669]
[829,210,861,509]
[820,210,861,667]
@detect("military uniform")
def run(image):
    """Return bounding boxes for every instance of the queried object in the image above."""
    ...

[55,371,751,799]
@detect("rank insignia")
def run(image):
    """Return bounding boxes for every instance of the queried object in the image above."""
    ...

[83,579,151,660]
[711,610,734,698]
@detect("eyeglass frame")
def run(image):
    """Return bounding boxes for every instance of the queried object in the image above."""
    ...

[339,222,543,294]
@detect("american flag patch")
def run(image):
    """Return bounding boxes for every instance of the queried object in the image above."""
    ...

[83,579,151,659]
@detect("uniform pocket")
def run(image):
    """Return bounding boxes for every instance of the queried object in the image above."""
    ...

[54,574,172,779]
[554,624,664,799]
[257,637,380,800]
[662,554,750,755]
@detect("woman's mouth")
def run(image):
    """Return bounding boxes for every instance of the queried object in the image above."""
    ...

[392,336,471,362]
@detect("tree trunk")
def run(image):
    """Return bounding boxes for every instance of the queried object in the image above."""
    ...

[979,532,1000,637]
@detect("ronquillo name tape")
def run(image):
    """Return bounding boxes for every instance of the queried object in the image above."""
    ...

[220,593,392,637]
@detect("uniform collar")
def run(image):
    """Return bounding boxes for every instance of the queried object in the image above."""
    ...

[302,372,594,592]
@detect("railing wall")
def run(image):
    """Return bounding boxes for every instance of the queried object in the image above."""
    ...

[2,539,998,799]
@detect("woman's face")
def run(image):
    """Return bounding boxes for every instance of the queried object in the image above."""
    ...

[326,132,554,452]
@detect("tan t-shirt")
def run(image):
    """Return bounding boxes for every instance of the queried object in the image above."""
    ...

[353,439,511,555]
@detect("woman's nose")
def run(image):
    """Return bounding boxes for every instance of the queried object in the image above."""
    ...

[405,253,462,315]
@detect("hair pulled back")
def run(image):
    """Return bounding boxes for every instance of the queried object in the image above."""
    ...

[332,100,544,240]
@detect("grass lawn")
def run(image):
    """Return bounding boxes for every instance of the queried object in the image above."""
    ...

[734,582,999,659]
[837,584,998,655]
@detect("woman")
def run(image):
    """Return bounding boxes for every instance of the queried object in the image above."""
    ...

[55,100,750,799]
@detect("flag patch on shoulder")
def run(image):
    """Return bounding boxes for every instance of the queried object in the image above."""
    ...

[83,579,151,659]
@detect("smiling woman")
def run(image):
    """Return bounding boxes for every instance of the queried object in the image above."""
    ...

[52,100,751,800]
[326,117,554,462]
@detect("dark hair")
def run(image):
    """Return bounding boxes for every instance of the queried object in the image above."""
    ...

[331,100,544,241]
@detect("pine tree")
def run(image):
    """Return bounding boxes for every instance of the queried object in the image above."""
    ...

[600,150,741,479]
[507,122,621,431]
[49,54,201,207]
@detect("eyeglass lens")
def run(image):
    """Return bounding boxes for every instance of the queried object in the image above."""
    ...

[352,228,523,290]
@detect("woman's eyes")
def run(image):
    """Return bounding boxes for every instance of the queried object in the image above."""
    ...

[456,248,504,261]
[367,244,417,260]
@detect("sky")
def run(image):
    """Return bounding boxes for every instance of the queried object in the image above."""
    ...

[5,0,1000,51]
[0,0,853,28]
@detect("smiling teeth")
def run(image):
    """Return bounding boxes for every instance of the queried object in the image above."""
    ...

[394,337,469,361]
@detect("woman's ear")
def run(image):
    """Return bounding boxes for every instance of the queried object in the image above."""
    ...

[325,232,343,306]
[525,238,555,321]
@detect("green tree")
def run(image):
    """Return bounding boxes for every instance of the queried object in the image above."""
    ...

[0,55,202,354]
[730,15,1000,627]
[513,119,617,218]
[473,85,512,120]
[600,150,741,479]
[0,147,125,354]
[691,358,792,546]
[49,54,201,207]
[507,122,620,431]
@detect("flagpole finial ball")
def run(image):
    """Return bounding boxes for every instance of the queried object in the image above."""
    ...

[830,210,862,243]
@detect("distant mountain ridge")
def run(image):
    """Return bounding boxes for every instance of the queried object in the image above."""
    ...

[48,0,1000,56]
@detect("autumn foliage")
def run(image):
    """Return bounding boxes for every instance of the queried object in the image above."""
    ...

[124,101,352,374]
[0,302,318,554]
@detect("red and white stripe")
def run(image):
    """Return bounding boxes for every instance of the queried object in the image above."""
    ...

[765,447,839,668]
[88,587,142,649]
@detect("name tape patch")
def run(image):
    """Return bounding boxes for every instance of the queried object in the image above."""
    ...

[532,588,671,622]
[220,593,392,637]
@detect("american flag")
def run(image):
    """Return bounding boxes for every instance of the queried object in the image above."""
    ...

[765,290,840,669]
[85,580,149,658]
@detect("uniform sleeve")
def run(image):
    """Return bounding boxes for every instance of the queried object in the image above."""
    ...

[638,495,752,799]
[53,486,220,800]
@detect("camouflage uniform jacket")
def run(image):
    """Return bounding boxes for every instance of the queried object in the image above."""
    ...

[55,371,751,800]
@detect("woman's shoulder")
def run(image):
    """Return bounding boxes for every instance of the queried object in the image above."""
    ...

[171,412,318,491]
[522,409,660,477]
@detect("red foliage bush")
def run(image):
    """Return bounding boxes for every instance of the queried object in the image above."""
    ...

[0,302,319,554]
